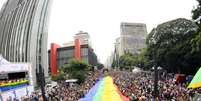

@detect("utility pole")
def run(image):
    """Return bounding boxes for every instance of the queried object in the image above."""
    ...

[154,65,159,98]
[38,64,47,101]
[153,29,159,99]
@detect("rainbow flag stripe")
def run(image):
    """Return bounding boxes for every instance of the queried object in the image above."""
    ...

[79,76,129,101]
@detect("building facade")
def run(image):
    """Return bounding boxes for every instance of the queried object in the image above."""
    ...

[120,22,147,55]
[113,37,121,69]
[63,31,92,47]
[49,32,98,76]
[74,31,91,46]
[105,52,115,68]
[0,0,52,84]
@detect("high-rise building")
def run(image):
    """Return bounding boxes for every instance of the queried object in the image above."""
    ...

[120,22,147,55]
[0,0,52,84]
[114,37,121,57]
[63,31,92,47]
[113,37,121,69]
[74,31,91,47]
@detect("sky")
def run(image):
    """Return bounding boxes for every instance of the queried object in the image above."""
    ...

[0,0,198,63]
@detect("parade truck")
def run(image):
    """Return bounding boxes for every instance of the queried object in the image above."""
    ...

[0,63,34,101]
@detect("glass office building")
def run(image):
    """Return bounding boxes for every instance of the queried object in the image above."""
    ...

[0,0,52,84]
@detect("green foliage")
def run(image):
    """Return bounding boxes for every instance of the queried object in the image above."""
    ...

[192,0,201,22]
[111,61,116,69]
[189,1,201,75]
[146,18,198,46]
[51,72,65,81]
[62,59,89,73]
[137,48,152,70]
[119,54,133,70]
[191,31,201,52]
[191,0,201,51]
[71,71,87,84]
[146,18,199,74]
[191,0,201,54]
[118,49,151,71]
[97,63,104,70]
[59,59,90,84]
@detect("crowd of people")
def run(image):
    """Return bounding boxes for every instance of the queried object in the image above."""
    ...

[20,92,43,101]
[110,71,201,101]
[19,70,201,101]
[46,70,102,101]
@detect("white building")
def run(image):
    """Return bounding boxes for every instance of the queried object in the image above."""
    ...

[63,31,92,47]
[74,31,92,46]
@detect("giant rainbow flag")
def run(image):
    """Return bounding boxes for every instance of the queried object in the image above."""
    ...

[79,76,129,101]
[188,67,201,88]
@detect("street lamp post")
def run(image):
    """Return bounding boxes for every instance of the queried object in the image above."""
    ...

[152,30,159,99]
[114,42,120,70]
[38,64,47,101]
[154,66,159,98]
[116,51,119,70]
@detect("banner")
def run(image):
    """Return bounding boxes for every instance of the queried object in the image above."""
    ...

[0,64,30,73]
[1,85,34,101]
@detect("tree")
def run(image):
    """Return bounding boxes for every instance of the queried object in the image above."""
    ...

[192,0,201,25]
[191,0,201,55]
[54,59,90,84]
[51,68,66,81]
[118,50,151,71]
[189,0,201,74]
[62,59,89,73]
[137,48,152,70]
[119,54,133,70]
[146,18,199,74]
[111,61,116,69]
[191,31,201,52]
[97,63,104,70]
[51,73,65,81]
